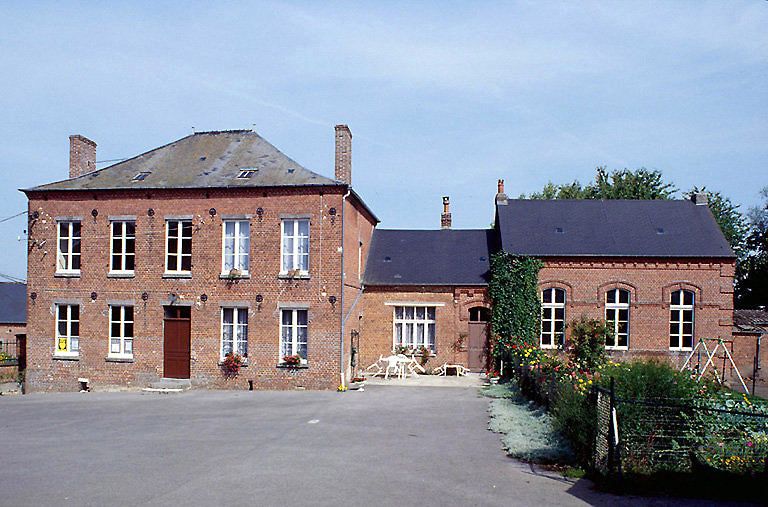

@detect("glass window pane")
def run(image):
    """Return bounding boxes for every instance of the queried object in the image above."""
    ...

[555,289,565,304]
[395,307,404,319]
[298,220,309,237]
[619,290,630,304]
[606,290,616,304]
[126,222,135,236]
[181,256,191,272]
[542,289,552,303]
[683,335,693,349]
[416,323,424,347]
[182,222,192,237]
[554,308,565,321]
[427,323,435,349]
[395,323,403,345]
[671,290,680,305]
[70,305,79,320]
[124,323,133,338]
[542,308,552,320]
[70,321,79,337]
[405,307,414,319]
[124,307,133,322]
[282,310,292,326]
[683,291,694,306]
[70,336,79,352]
[125,339,133,354]
[683,310,693,323]
[415,307,425,320]
[72,222,81,237]
[427,307,435,320]
[283,220,293,235]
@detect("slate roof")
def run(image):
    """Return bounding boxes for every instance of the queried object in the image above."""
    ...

[495,199,734,258]
[26,130,342,192]
[0,283,26,324]
[364,229,493,286]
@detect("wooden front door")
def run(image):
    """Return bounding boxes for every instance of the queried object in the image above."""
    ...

[468,322,489,370]
[163,307,191,379]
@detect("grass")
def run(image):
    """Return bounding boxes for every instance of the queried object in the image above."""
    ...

[482,382,575,465]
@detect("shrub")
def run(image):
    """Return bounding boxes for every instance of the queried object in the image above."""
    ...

[567,316,610,372]
[551,383,596,465]
[595,360,703,399]
[221,353,243,377]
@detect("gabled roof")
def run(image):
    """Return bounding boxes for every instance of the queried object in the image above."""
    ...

[734,309,768,334]
[0,283,26,324]
[364,229,493,286]
[495,199,734,258]
[25,130,342,192]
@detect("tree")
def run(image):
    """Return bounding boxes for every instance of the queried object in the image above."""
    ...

[737,186,768,308]
[685,186,748,260]
[526,167,676,200]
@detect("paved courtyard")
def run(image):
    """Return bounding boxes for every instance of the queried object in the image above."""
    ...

[0,385,728,506]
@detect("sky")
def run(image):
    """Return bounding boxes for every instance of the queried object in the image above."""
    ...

[0,1,766,279]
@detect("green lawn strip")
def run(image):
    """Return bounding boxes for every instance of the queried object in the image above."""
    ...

[482,382,575,466]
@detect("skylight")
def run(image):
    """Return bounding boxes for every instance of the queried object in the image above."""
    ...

[132,172,151,181]
[237,169,257,179]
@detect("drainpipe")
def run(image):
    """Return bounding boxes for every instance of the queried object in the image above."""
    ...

[339,188,351,388]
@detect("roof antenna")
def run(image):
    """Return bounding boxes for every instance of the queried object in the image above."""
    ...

[191,126,196,134]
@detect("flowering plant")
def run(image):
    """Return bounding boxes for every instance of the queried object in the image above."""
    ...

[221,352,243,378]
[282,354,302,366]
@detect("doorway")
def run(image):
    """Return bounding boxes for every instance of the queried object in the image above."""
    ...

[467,307,490,371]
[163,306,191,379]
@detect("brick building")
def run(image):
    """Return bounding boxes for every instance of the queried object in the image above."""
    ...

[361,181,736,374]
[0,282,26,383]
[23,127,377,391]
[22,127,739,391]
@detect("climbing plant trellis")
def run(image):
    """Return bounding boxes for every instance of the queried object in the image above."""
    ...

[680,337,749,394]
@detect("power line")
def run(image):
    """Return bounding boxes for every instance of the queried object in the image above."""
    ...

[0,210,27,225]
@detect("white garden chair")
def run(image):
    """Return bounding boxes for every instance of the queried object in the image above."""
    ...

[385,355,405,380]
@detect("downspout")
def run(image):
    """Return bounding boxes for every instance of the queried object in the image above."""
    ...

[339,188,351,388]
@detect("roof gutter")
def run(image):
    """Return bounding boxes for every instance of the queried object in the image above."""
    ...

[339,188,352,388]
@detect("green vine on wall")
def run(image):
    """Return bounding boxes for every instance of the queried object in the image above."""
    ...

[489,252,543,357]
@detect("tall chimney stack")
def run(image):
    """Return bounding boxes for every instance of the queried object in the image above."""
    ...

[691,191,708,206]
[441,196,452,229]
[334,124,352,185]
[69,135,97,179]
[495,179,508,205]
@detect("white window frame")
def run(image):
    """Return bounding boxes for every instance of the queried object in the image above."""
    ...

[56,221,81,274]
[540,288,566,349]
[221,220,250,275]
[109,220,136,274]
[280,219,309,275]
[221,307,248,360]
[280,309,308,363]
[165,220,192,274]
[392,305,437,352]
[109,305,134,358]
[605,289,630,350]
[669,289,695,351]
[54,304,79,357]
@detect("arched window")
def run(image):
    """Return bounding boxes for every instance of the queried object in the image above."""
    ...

[541,288,566,348]
[605,289,630,349]
[669,289,694,350]
[469,307,490,322]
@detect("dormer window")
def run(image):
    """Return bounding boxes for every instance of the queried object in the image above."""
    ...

[237,169,257,179]
[132,172,151,181]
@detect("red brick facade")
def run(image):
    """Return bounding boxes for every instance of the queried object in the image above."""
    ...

[24,187,376,391]
[358,258,736,374]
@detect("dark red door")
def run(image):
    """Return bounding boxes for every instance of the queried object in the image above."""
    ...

[16,334,26,373]
[164,308,191,379]
[468,322,489,371]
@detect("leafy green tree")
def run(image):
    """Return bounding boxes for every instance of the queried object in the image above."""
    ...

[737,186,768,308]
[526,167,676,200]
[685,186,748,260]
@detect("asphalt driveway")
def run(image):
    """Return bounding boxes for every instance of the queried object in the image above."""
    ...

[0,386,718,506]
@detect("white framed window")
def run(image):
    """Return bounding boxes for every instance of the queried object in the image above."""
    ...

[165,220,192,274]
[670,289,694,351]
[541,288,566,349]
[280,309,308,362]
[55,304,80,356]
[393,306,436,351]
[222,220,250,275]
[280,219,309,274]
[56,221,81,274]
[221,307,248,359]
[109,305,134,358]
[605,289,630,349]
[110,221,136,273]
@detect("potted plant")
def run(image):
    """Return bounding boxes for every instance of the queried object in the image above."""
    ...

[348,375,366,390]
[282,354,302,367]
[394,345,411,355]
[221,352,243,378]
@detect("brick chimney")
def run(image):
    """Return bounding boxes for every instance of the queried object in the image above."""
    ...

[691,191,708,206]
[441,196,452,229]
[69,135,97,179]
[495,179,508,205]
[334,124,352,185]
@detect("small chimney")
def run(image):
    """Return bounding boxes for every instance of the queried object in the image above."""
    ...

[691,192,708,206]
[69,135,97,179]
[334,124,352,185]
[495,179,508,205]
[441,196,452,229]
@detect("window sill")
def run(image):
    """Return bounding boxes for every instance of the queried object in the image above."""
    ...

[106,356,134,363]
[276,363,308,369]
[278,273,310,280]
[52,354,79,361]
[605,347,629,352]
[163,272,192,279]
[219,274,251,280]
[108,272,135,279]
[54,272,81,279]
[218,359,249,367]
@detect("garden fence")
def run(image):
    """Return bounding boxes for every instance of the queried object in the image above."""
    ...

[507,359,768,478]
